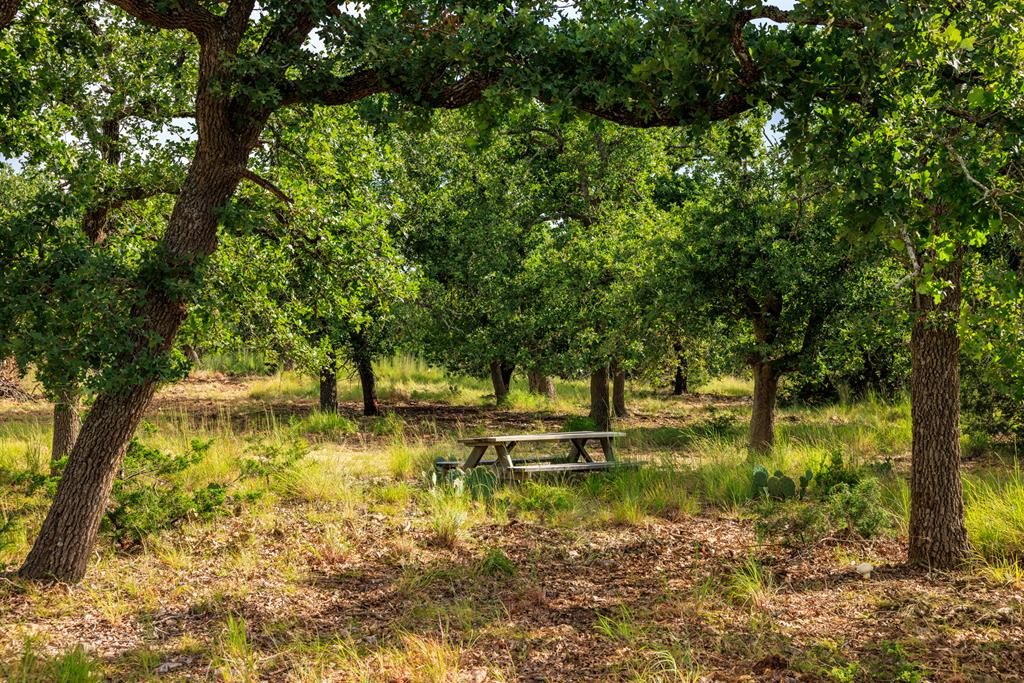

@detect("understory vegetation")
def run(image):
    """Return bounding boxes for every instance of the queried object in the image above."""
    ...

[2,2,1024,679]
[1,360,1021,681]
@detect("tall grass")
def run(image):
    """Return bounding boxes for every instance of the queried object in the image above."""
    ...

[697,375,752,397]
[963,462,1024,563]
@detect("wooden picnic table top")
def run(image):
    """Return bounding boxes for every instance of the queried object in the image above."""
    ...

[456,431,625,445]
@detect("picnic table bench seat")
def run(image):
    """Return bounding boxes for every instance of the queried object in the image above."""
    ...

[438,430,637,479]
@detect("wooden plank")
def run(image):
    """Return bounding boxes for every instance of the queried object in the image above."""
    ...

[435,455,565,470]
[508,461,642,473]
[493,444,514,470]
[461,445,488,469]
[457,431,625,445]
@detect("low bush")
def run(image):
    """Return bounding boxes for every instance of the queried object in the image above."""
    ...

[103,439,228,548]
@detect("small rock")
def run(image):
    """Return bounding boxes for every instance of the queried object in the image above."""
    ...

[155,660,183,674]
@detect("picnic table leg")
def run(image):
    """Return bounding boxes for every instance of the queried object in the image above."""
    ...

[462,445,488,469]
[494,443,515,481]
[599,437,616,462]
[569,438,594,463]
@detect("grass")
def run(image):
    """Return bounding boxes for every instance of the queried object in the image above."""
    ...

[727,557,777,608]
[696,375,752,397]
[963,461,1024,562]
[3,366,1024,680]
[289,410,358,439]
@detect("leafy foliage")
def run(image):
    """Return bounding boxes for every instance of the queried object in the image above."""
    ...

[102,439,226,548]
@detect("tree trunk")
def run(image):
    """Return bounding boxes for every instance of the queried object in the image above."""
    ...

[20,379,161,581]
[908,261,970,568]
[527,369,556,400]
[183,344,202,366]
[672,342,687,395]
[357,355,379,417]
[612,363,628,417]
[51,389,81,464]
[501,362,515,393]
[673,363,687,395]
[19,96,263,581]
[319,355,338,413]
[489,360,509,405]
[749,362,780,452]
[589,365,611,431]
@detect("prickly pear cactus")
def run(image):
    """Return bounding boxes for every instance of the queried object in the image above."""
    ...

[752,465,769,497]
[798,469,814,499]
[766,474,797,500]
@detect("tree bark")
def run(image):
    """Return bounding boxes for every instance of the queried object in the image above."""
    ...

[527,369,556,400]
[51,390,81,464]
[749,362,780,452]
[672,342,687,395]
[612,362,628,417]
[356,355,379,417]
[319,354,338,413]
[490,360,509,405]
[589,365,611,430]
[908,260,970,568]
[501,362,515,393]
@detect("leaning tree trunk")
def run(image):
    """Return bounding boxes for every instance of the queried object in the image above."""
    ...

[589,365,611,431]
[357,355,379,417]
[319,353,338,413]
[612,363,628,418]
[908,260,970,568]
[490,360,509,406]
[749,362,780,452]
[51,389,81,464]
[19,101,264,581]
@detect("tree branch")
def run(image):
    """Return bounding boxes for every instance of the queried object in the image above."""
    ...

[281,68,385,107]
[752,5,865,30]
[241,169,293,205]
[105,0,220,41]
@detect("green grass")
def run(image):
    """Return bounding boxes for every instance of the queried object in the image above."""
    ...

[963,462,1024,563]
[289,410,358,439]
[697,375,752,397]
[727,557,776,608]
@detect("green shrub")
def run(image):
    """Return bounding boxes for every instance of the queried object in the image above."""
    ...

[563,416,599,432]
[827,479,887,538]
[239,437,308,488]
[289,410,358,439]
[101,439,228,548]
[754,500,830,548]
[365,413,405,437]
[815,450,860,495]
[696,411,737,437]
[479,548,516,578]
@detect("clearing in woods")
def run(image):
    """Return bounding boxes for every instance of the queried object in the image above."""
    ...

[1,362,1022,681]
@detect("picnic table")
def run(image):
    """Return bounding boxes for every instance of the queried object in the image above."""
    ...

[436,431,633,479]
